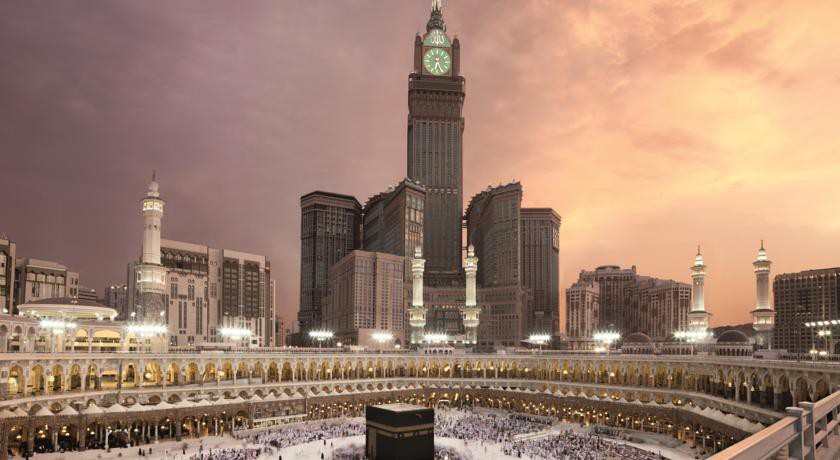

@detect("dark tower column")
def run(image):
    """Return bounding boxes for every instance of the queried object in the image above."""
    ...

[407,3,465,282]
[414,34,423,73]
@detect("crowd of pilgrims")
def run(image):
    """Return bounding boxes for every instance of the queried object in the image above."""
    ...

[157,408,666,460]
[253,420,365,449]
[503,429,663,460]
[187,447,262,460]
[436,407,663,460]
[435,407,549,443]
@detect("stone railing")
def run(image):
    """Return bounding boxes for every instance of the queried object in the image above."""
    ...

[709,390,840,459]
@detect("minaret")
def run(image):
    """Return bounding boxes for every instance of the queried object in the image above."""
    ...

[461,244,481,345]
[751,240,775,349]
[141,172,164,265]
[132,174,170,350]
[408,247,427,345]
[687,246,711,333]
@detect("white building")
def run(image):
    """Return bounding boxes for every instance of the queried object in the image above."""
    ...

[13,258,79,313]
[127,176,275,347]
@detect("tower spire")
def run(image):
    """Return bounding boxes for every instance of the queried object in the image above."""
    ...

[427,0,446,31]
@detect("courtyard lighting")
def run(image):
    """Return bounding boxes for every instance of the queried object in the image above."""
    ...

[39,319,77,335]
[593,331,620,344]
[424,333,448,344]
[219,327,252,340]
[673,330,712,342]
[528,334,551,344]
[126,323,168,337]
[309,330,334,348]
[371,331,394,343]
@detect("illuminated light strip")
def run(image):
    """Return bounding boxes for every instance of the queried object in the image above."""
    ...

[371,332,393,342]
[308,330,334,340]
[126,323,168,336]
[673,330,712,340]
[219,327,252,339]
[424,333,448,343]
[593,331,621,343]
[528,334,551,343]
[39,319,77,333]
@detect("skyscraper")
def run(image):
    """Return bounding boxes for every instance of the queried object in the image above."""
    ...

[322,250,405,347]
[158,240,274,347]
[407,1,465,281]
[127,178,276,346]
[104,284,128,320]
[466,182,523,288]
[575,265,637,333]
[773,267,840,354]
[295,2,561,350]
[362,190,389,253]
[565,265,690,341]
[566,280,599,340]
[520,208,561,337]
[299,191,361,335]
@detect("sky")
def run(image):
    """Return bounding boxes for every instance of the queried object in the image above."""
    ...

[2,0,839,330]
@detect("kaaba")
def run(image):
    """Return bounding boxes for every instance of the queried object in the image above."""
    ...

[365,403,435,460]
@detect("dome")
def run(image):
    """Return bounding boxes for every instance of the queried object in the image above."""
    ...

[716,330,751,344]
[18,297,118,321]
[623,332,653,344]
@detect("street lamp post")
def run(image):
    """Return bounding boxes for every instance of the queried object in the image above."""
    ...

[308,330,334,348]
[593,331,620,354]
[528,334,551,352]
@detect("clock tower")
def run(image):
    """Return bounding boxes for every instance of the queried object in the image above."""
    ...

[408,0,465,284]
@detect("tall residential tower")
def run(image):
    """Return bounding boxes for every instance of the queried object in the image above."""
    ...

[298,191,361,336]
[407,1,465,282]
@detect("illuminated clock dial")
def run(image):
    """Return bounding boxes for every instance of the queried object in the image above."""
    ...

[423,48,451,76]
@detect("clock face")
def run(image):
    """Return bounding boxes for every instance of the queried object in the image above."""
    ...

[423,47,451,75]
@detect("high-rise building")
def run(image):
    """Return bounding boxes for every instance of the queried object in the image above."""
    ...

[104,284,129,320]
[128,177,275,347]
[625,277,691,340]
[0,234,16,315]
[574,265,637,333]
[407,1,465,281]
[77,285,98,303]
[296,2,562,350]
[322,250,405,347]
[466,182,523,288]
[299,191,361,335]
[565,265,690,341]
[362,191,389,253]
[462,182,528,349]
[520,208,561,337]
[163,240,274,347]
[382,179,426,278]
[13,258,79,312]
[566,280,599,340]
[363,178,426,274]
[773,267,840,354]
